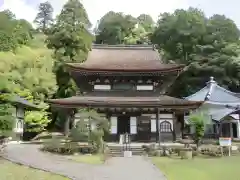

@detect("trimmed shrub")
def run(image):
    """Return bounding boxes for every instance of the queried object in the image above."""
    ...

[41,138,98,155]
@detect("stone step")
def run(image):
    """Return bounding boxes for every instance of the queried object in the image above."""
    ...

[107,145,144,157]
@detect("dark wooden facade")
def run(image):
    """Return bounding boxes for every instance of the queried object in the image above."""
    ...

[49,45,202,142]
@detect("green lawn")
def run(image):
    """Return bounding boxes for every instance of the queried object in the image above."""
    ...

[66,154,104,164]
[0,160,69,180]
[152,156,240,180]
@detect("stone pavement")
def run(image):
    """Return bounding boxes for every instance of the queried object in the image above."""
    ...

[3,144,166,180]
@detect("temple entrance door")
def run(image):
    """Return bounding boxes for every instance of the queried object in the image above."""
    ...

[137,116,151,142]
[232,123,238,138]
[117,115,130,134]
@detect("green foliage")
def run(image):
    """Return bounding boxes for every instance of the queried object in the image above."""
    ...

[0,46,57,104]
[46,0,93,129]
[0,103,14,136]
[34,1,54,34]
[0,31,17,51]
[0,10,33,51]
[189,112,209,146]
[0,34,56,132]
[137,14,155,32]
[0,93,15,136]
[70,120,89,142]
[42,138,98,155]
[46,0,93,99]
[152,7,240,97]
[69,108,109,153]
[95,11,153,44]
[24,111,50,132]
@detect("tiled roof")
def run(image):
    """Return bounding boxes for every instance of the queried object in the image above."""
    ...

[48,95,202,108]
[186,77,240,103]
[66,44,184,72]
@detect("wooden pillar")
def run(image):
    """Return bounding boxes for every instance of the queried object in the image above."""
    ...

[215,123,219,138]
[219,123,222,137]
[172,114,176,141]
[156,108,160,143]
[230,122,233,138]
[175,112,184,140]
[64,109,74,137]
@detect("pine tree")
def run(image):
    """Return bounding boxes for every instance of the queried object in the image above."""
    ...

[46,0,94,128]
[34,1,54,34]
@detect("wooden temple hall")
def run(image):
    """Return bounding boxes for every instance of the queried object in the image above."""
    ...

[49,44,202,142]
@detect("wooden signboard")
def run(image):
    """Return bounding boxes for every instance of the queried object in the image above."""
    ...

[219,137,231,146]
[219,137,231,156]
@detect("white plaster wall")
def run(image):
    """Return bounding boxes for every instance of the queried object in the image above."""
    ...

[110,116,117,134]
[130,117,137,134]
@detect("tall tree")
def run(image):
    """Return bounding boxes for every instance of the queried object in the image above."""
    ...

[46,0,93,128]
[137,14,154,32]
[151,8,240,97]
[34,1,54,34]
[95,11,137,44]
[0,10,33,51]
[47,0,93,98]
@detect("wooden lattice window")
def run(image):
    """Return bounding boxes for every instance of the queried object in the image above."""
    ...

[160,121,172,132]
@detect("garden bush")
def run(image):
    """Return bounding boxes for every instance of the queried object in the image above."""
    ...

[69,127,88,142]
[142,144,158,156]
[199,146,223,157]
[41,138,98,155]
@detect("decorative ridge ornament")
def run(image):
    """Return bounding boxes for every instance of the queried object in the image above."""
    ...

[205,76,216,101]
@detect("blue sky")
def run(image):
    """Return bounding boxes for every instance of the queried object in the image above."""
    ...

[1,0,240,28]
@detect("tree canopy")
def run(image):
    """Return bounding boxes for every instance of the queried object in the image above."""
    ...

[34,1,54,34]
[0,8,56,133]
[151,8,240,97]
[46,0,93,99]
[95,11,154,44]
[0,10,33,51]
[46,0,94,129]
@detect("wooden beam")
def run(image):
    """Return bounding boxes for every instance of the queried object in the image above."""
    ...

[156,108,160,143]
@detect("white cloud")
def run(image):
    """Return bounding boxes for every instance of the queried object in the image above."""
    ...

[83,0,190,26]
[1,0,36,22]
[0,0,190,27]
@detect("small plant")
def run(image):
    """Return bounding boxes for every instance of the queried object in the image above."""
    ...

[24,110,50,133]
[189,112,210,147]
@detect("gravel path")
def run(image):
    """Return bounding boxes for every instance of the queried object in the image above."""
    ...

[3,144,166,180]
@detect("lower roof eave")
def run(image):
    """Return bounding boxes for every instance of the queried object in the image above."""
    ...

[49,102,202,110]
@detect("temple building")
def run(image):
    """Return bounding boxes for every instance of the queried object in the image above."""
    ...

[49,44,202,142]
[185,77,240,139]
[1,95,39,140]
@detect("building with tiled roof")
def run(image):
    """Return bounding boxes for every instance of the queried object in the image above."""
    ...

[186,77,240,138]
[49,44,202,142]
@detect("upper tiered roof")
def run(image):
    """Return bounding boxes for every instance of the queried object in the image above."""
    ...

[66,44,184,74]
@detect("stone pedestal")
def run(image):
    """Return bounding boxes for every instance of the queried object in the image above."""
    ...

[180,148,192,159]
